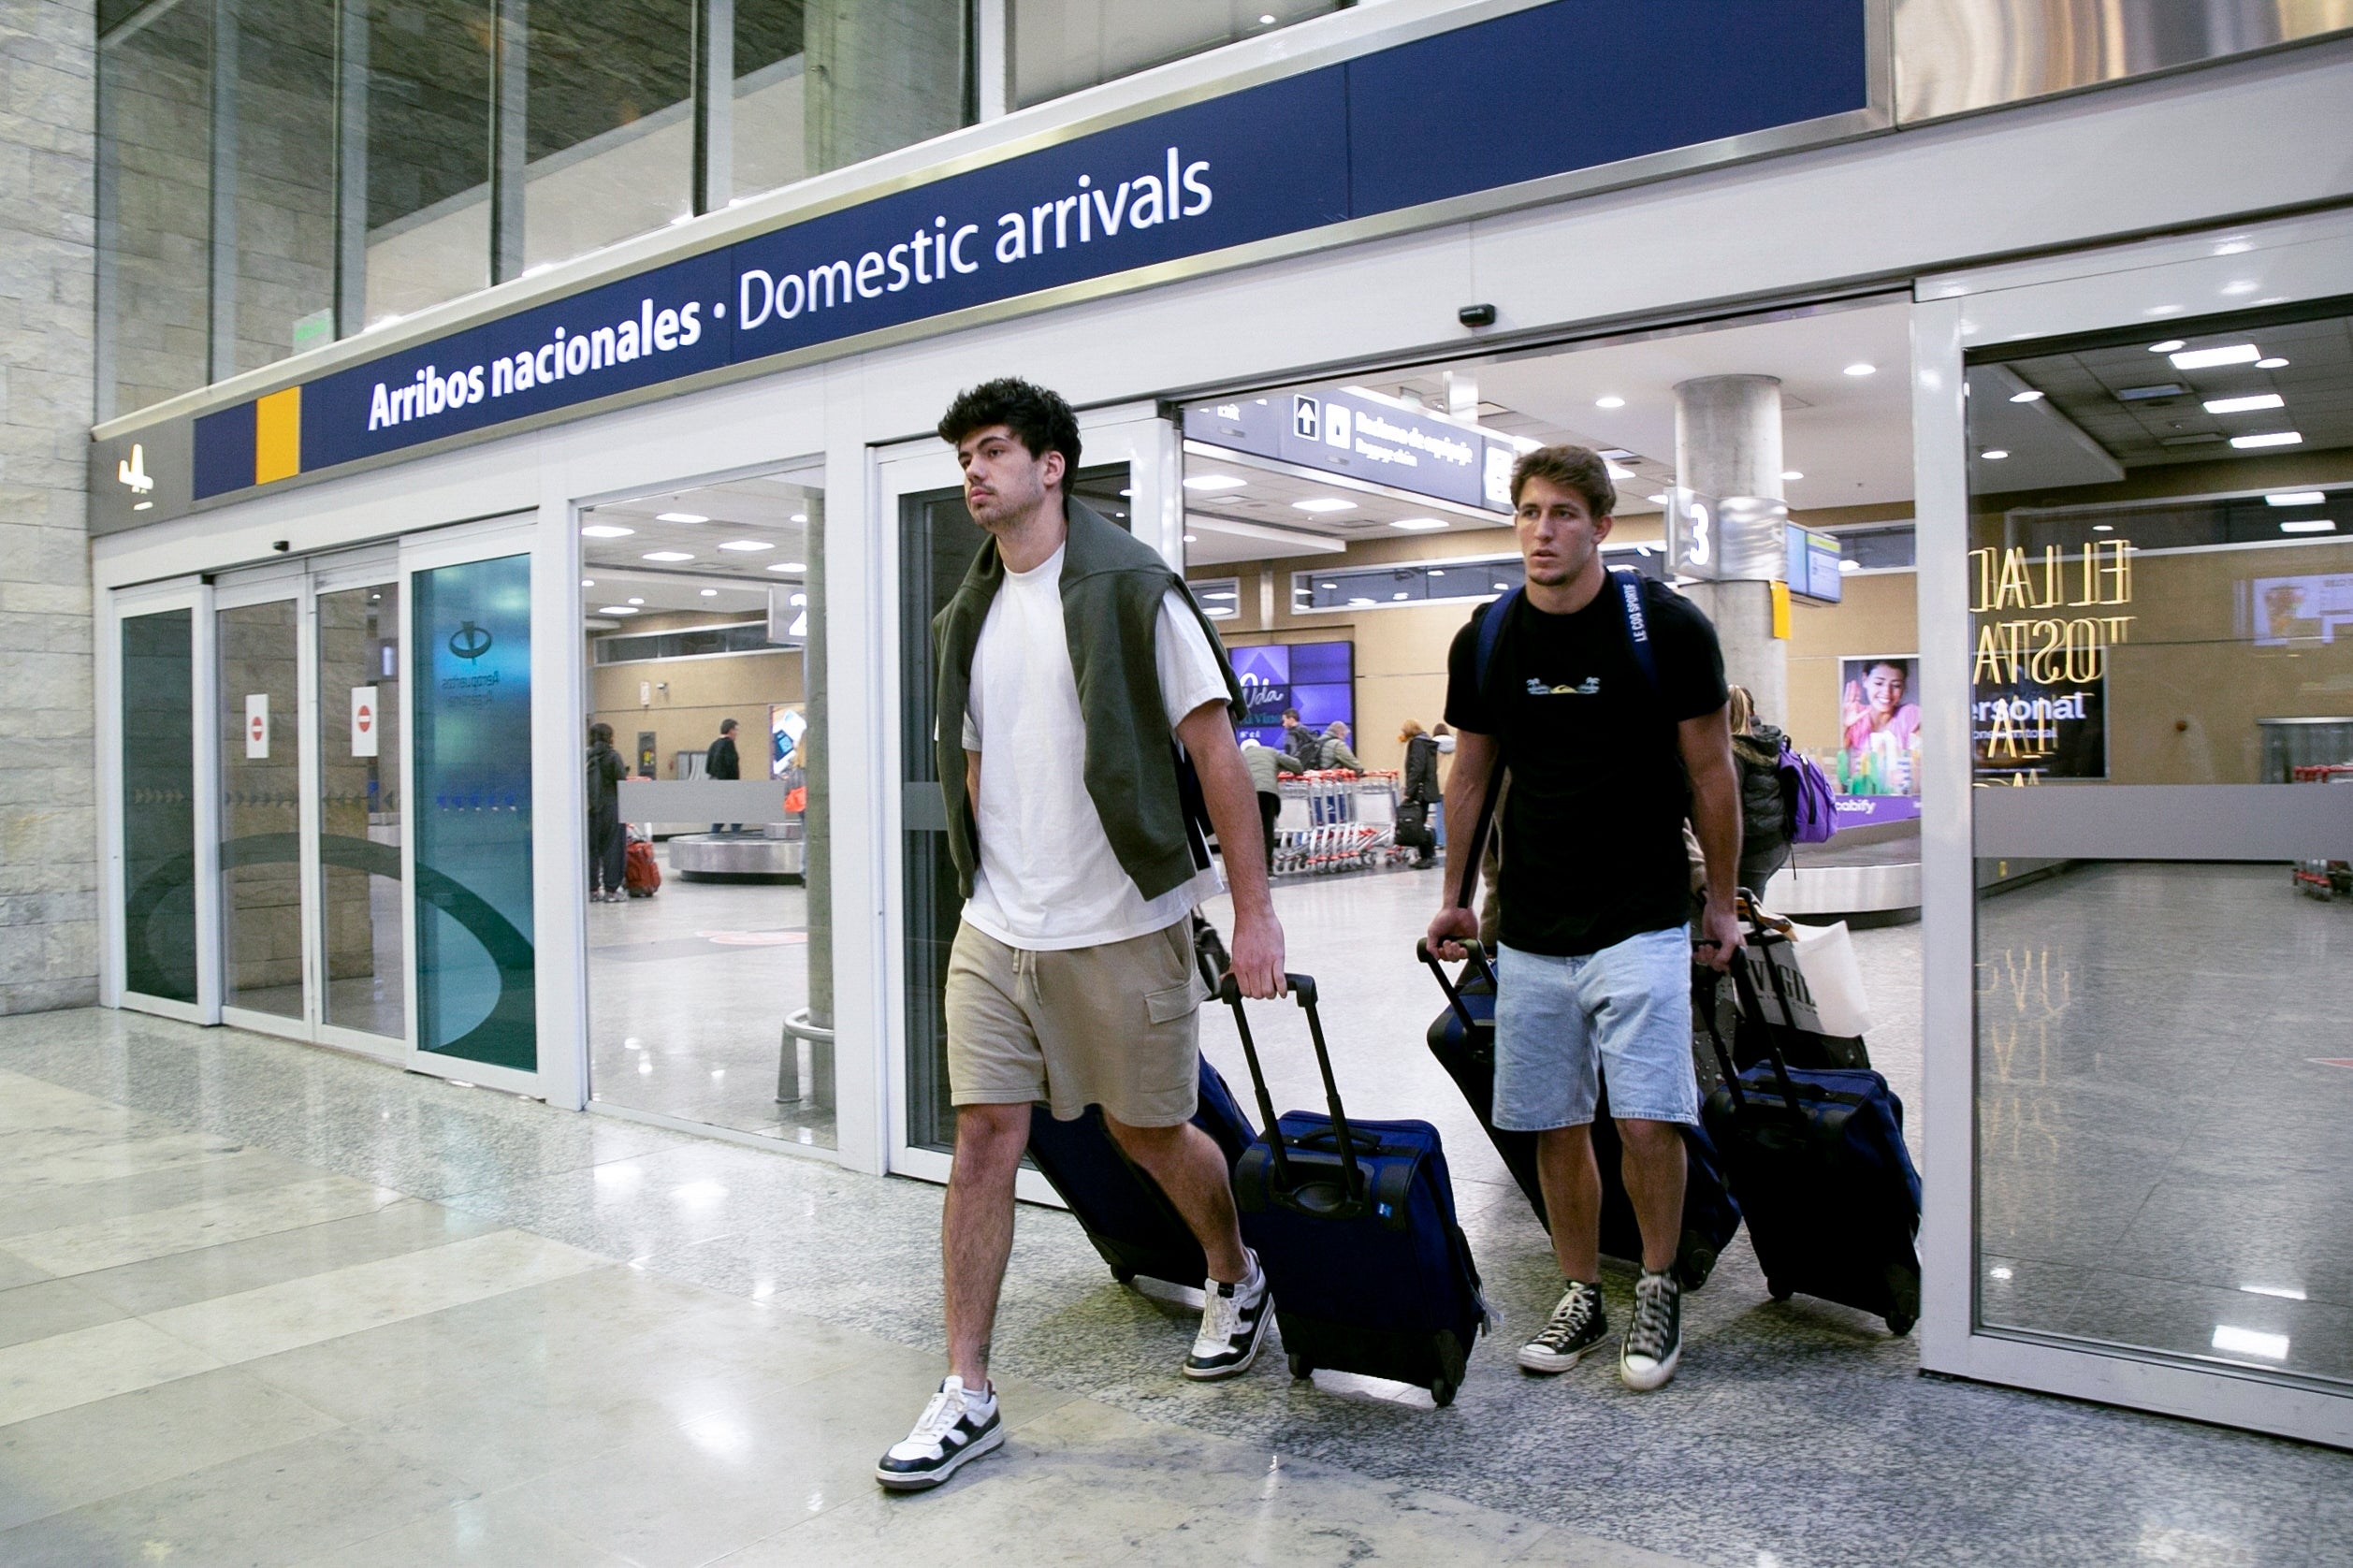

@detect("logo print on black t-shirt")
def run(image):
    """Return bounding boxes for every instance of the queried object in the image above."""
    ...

[1526,675,1601,696]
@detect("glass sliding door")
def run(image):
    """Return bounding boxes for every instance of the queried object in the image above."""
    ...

[121,606,200,1009]
[217,593,307,1024]
[314,581,404,1044]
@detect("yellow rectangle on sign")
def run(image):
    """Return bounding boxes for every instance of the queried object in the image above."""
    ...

[254,387,301,485]
[1770,578,1791,639]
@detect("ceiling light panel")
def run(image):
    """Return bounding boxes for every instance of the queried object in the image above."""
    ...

[642,550,695,562]
[2230,431,2303,448]
[1184,473,1248,491]
[655,512,708,523]
[2203,394,2285,414]
[2280,519,2337,533]
[1292,498,1357,513]
[1389,518,1448,531]
[581,524,634,538]
[2266,491,2327,506]
[718,540,774,551]
[2170,343,2260,370]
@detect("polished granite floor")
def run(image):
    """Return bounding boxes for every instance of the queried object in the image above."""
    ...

[5,918,2347,1565]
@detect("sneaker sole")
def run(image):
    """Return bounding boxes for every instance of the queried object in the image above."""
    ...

[1517,1340,1604,1374]
[1619,1345,1682,1392]
[873,1420,1005,1491]
[1182,1304,1272,1381]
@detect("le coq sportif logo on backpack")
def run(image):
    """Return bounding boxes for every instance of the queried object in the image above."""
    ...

[447,620,494,661]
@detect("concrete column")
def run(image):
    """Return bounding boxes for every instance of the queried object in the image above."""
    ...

[1673,374,1788,728]
[804,0,966,176]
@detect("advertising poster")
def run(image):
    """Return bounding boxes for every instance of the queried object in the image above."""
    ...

[2251,573,2353,646]
[1838,656,1921,798]
[1227,641,1352,750]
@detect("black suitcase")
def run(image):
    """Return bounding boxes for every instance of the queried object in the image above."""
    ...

[1418,940,1740,1291]
[1024,918,1256,1291]
[1700,952,1923,1334]
[1223,972,1489,1407]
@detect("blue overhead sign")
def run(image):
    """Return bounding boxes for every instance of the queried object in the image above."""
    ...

[181,0,1868,504]
[1183,388,1526,513]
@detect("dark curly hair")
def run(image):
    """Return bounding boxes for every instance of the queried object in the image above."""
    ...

[937,377,1082,474]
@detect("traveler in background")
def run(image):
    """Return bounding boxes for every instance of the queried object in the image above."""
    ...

[705,718,742,833]
[1428,443,1741,1396]
[1322,720,1362,773]
[1240,735,1298,873]
[1280,707,1324,770]
[877,378,1287,1494]
[1728,685,1792,895]
[1401,719,1442,869]
[586,721,627,904]
[1432,721,1456,754]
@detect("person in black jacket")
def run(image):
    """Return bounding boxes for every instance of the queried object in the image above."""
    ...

[706,718,742,832]
[1727,686,1792,895]
[1278,708,1324,771]
[587,721,627,902]
[1399,719,1442,867]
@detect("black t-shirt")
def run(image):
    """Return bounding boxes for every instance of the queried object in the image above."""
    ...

[1443,576,1727,957]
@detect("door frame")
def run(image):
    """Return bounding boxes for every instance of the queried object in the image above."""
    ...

[100,576,218,1025]
[211,567,317,1045]
[1911,208,2353,1448]
[875,403,1183,1195]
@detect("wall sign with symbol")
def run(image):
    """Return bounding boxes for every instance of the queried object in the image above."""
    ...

[244,694,269,759]
[352,686,380,758]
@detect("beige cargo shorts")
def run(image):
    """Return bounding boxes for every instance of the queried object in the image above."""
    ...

[944,918,1205,1128]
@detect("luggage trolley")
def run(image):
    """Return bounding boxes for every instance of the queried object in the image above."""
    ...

[2289,762,2353,900]
[1271,771,1411,877]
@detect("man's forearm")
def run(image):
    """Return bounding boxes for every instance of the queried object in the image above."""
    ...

[1199,749,1276,921]
[1691,763,1741,905]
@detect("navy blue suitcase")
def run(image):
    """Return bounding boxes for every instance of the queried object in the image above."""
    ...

[1700,952,1923,1335]
[1417,940,1741,1291]
[1222,973,1488,1407]
[1025,918,1257,1291]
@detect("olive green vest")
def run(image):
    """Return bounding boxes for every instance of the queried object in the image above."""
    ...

[933,498,1242,904]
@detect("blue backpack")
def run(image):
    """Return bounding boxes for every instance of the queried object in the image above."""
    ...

[1472,568,1656,696]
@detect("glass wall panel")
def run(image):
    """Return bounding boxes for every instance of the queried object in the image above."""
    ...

[730,0,808,199]
[522,0,694,273]
[316,583,405,1039]
[1009,0,1337,109]
[122,609,198,1005]
[413,554,535,1070]
[1968,302,2353,1387]
[800,1,966,178]
[363,0,494,327]
[580,471,834,1145]
[228,0,339,373]
[97,0,213,418]
[218,598,305,1019]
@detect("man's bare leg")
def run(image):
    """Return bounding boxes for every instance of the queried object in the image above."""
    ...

[1533,1123,1604,1282]
[1104,1114,1247,1282]
[1618,1119,1687,1274]
[944,1102,1032,1388]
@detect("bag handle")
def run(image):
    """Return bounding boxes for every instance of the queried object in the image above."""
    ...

[1725,946,1811,1128]
[1416,936,1495,1031]
[1217,972,1364,1204]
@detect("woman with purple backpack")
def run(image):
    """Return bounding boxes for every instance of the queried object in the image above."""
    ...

[1729,687,1793,893]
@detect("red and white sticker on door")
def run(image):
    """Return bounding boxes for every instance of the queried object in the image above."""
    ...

[244,693,269,760]
[351,686,379,758]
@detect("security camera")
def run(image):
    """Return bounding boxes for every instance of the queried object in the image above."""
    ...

[1458,303,1497,329]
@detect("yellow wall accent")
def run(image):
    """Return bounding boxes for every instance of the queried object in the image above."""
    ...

[254,388,301,485]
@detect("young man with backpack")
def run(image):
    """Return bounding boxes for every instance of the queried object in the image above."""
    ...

[876,379,1287,1492]
[1427,444,1742,1393]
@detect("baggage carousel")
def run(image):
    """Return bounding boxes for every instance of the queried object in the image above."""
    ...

[1760,820,1920,924]
[666,828,806,882]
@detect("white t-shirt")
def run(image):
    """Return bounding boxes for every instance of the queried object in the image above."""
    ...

[959,544,1231,951]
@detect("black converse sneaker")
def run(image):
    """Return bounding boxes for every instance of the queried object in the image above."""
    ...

[874,1376,1004,1490]
[1184,1251,1271,1380]
[1620,1269,1683,1391]
[1518,1280,1608,1373]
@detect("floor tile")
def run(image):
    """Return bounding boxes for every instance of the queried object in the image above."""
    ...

[0,1252,50,1291]
[3,1173,406,1279]
[0,1276,125,1350]
[0,1315,224,1426]
[294,1489,639,1568]
[0,1144,327,1241]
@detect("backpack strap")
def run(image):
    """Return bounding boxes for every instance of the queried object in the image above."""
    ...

[1610,567,1659,696]
[1471,585,1522,697]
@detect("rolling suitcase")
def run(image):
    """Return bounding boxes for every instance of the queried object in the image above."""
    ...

[1024,918,1257,1292]
[1223,972,1488,1407]
[1418,940,1740,1291]
[1699,952,1923,1334]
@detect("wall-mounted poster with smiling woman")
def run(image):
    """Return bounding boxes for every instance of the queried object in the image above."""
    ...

[1839,655,1921,796]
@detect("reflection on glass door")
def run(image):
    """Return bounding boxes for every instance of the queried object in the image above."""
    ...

[1966,301,2353,1394]
[315,584,403,1041]
[218,597,305,1021]
[122,608,197,1007]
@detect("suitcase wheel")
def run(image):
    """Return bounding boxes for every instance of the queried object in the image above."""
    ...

[1767,1281,1794,1302]
[1430,1374,1458,1409]
[1885,1312,1916,1337]
[1677,1240,1717,1294]
[1287,1353,1313,1381]
[1111,1266,1136,1285]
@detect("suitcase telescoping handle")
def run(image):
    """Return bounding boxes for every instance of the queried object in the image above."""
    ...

[1720,948,1811,1128]
[1216,972,1366,1205]
[1415,937,1496,1031]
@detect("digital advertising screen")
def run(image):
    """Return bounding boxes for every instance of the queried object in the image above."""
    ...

[1228,641,1353,749]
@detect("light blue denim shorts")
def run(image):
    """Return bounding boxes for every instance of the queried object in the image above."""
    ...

[1491,926,1698,1131]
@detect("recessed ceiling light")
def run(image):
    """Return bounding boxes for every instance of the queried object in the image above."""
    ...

[2280,519,2337,534]
[1646,492,1672,504]
[1118,488,1133,497]
[581,524,634,538]
[626,597,645,605]
[580,578,595,588]
[1184,474,1248,491]
[1491,582,1510,590]
[2147,340,2186,353]
[765,561,807,573]
[790,512,808,522]
[1979,449,2010,460]
[1838,559,1860,573]
[2266,491,2327,506]
[2204,393,2285,414]
[2092,523,2113,532]
[2171,343,2260,370]
[1347,596,1374,605]
[1258,11,1275,22]
[643,550,695,562]
[790,593,806,606]
[598,605,637,615]
[699,588,719,597]
[1293,498,1357,513]
[1595,396,1625,409]
[718,540,774,552]
[1184,533,1198,543]
[1391,591,1409,601]
[1843,362,1877,377]
[1429,569,1445,576]
[2008,389,2045,403]
[2255,356,2289,370]
[1781,470,1805,481]
[2230,431,2302,448]
[1390,518,1447,531]
[656,512,707,524]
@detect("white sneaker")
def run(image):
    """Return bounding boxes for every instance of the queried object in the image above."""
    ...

[1184,1250,1272,1380]
[874,1376,1003,1490]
